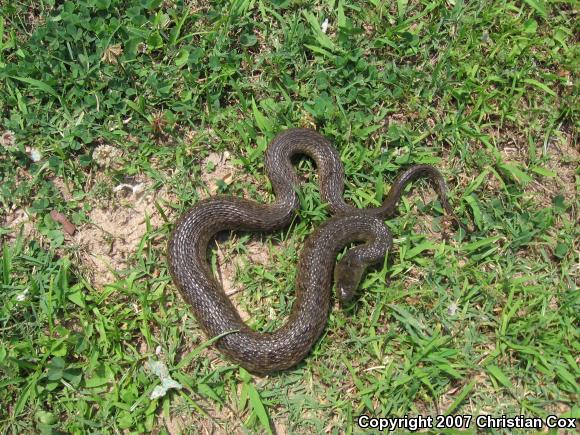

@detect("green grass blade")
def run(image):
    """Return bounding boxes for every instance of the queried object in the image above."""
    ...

[486,365,514,390]
[10,76,60,99]
[521,0,547,18]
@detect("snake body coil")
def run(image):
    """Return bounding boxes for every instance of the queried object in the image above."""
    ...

[168,128,459,373]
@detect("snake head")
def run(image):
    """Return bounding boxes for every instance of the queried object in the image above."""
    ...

[334,256,365,305]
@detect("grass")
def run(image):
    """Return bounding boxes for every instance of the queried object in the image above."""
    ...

[0,0,578,433]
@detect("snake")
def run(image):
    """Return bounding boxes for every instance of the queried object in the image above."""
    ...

[168,128,464,373]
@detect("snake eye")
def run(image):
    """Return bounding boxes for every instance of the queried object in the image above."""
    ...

[335,258,364,304]
[334,263,359,304]
[338,284,356,304]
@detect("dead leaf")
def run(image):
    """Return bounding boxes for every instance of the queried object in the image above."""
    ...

[50,210,76,236]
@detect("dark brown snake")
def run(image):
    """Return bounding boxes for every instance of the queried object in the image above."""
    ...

[168,128,464,373]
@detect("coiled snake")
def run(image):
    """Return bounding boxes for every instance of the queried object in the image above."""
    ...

[168,128,464,373]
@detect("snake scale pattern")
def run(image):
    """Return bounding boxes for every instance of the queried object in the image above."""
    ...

[168,128,462,373]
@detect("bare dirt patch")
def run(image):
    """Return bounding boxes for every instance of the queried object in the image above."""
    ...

[193,148,276,320]
[51,176,74,202]
[496,126,578,208]
[74,180,176,288]
[160,400,242,435]
[1,206,36,242]
[196,139,272,201]
[199,151,237,196]
[211,233,274,323]
[1,166,37,241]
[536,130,578,204]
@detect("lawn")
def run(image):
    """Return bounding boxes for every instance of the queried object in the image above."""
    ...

[0,0,578,433]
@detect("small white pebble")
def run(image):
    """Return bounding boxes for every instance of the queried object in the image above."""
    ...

[113,183,134,194]
[447,301,459,316]
[132,183,146,196]
[26,146,42,162]
[16,289,29,302]
[113,182,147,197]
